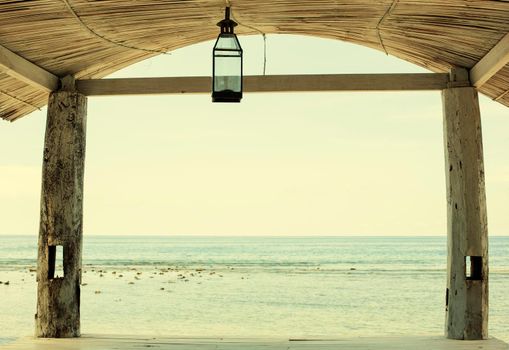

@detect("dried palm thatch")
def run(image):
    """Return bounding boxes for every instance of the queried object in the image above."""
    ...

[1,0,509,121]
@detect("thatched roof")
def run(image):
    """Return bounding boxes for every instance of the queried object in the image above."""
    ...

[1,0,509,121]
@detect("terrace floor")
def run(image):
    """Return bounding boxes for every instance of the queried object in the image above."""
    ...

[1,335,508,350]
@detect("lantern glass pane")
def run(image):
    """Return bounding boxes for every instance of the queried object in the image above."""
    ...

[214,56,241,93]
[213,34,242,96]
[214,33,241,51]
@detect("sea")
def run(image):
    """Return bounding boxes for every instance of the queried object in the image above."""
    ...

[0,235,507,342]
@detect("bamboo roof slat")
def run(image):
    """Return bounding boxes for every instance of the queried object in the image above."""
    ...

[1,0,509,121]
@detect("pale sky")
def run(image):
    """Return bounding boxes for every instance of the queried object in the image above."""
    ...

[0,35,508,236]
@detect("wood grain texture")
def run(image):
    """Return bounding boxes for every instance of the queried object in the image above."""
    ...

[35,87,87,338]
[2,335,508,350]
[76,73,451,96]
[0,44,59,92]
[442,86,488,340]
[470,33,509,88]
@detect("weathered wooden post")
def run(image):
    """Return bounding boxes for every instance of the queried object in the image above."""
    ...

[442,68,488,340]
[35,75,87,337]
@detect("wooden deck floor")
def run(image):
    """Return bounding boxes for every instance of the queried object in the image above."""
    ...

[1,335,508,350]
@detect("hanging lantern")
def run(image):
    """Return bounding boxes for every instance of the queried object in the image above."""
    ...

[212,7,243,103]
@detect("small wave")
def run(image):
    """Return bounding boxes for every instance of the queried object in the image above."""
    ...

[2,258,508,275]
[0,337,17,345]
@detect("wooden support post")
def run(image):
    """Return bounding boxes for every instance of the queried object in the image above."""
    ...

[35,76,87,338]
[442,68,488,340]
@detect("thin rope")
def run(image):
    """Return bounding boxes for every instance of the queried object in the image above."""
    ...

[377,0,399,55]
[262,34,267,75]
[227,6,268,75]
[61,0,170,55]
[0,90,41,111]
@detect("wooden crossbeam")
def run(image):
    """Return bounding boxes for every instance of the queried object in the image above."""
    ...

[0,44,59,92]
[76,73,451,96]
[470,33,509,88]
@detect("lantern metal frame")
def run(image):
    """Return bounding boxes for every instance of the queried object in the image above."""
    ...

[212,7,243,103]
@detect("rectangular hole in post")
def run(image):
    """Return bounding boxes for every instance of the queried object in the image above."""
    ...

[48,245,55,279]
[465,256,483,280]
[48,245,64,279]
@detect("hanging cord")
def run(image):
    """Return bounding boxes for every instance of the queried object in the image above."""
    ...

[61,0,170,55]
[227,4,268,75]
[376,0,398,55]
[262,34,267,75]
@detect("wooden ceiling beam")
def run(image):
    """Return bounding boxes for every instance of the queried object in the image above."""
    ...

[0,44,59,92]
[76,73,451,96]
[470,33,509,88]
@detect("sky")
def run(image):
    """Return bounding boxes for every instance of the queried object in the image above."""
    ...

[0,34,508,236]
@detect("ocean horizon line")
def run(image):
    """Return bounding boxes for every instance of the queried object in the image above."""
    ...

[1,233,508,238]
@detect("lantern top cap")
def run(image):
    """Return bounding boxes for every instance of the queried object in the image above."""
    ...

[217,7,238,34]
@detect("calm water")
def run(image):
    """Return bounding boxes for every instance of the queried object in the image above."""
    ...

[0,235,507,340]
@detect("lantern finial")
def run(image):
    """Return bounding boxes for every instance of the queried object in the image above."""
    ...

[217,7,237,34]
